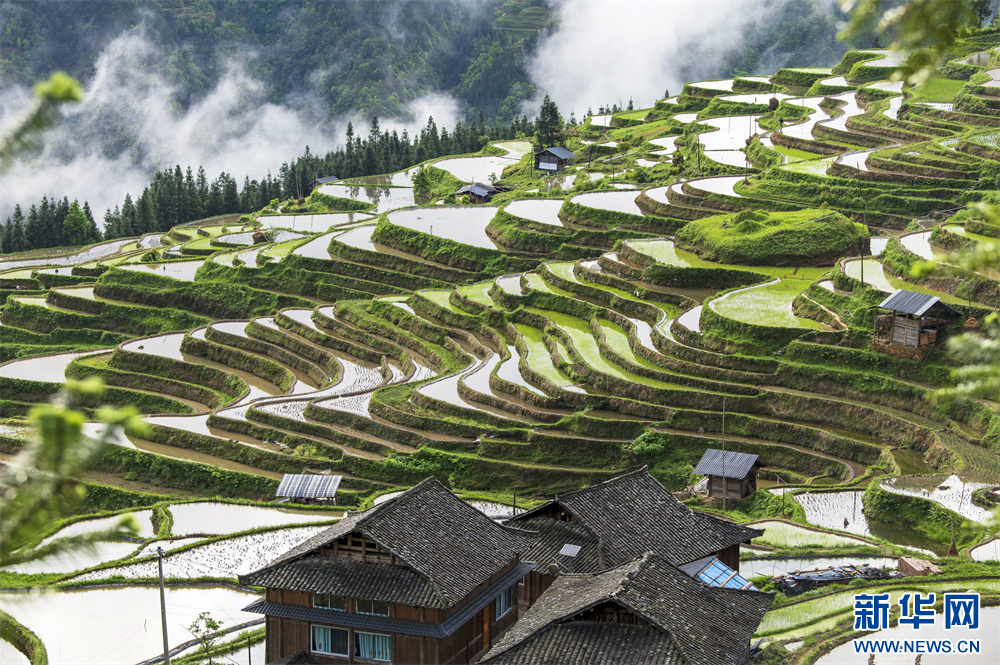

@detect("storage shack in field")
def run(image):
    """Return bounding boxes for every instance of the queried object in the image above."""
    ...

[310,176,339,191]
[874,290,958,348]
[534,147,576,175]
[275,474,342,505]
[693,449,760,500]
[456,182,497,204]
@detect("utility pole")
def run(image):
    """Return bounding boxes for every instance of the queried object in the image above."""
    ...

[722,396,727,512]
[859,239,865,287]
[158,547,171,665]
[248,632,252,665]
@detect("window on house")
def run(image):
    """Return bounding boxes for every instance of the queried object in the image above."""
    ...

[355,631,392,661]
[313,593,347,611]
[356,599,390,616]
[495,585,515,620]
[311,625,349,656]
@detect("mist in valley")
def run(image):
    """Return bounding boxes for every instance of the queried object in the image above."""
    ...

[1,0,845,230]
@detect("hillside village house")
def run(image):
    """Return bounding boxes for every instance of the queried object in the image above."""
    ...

[311,176,339,191]
[241,478,536,665]
[693,449,760,501]
[533,147,576,175]
[245,469,770,665]
[505,467,761,594]
[481,553,773,665]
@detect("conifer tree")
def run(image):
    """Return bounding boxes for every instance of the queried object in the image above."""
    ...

[534,93,565,149]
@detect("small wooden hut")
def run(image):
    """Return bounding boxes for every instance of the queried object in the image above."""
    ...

[693,449,759,500]
[534,146,576,175]
[275,473,342,504]
[309,175,339,191]
[456,182,497,204]
[874,290,957,349]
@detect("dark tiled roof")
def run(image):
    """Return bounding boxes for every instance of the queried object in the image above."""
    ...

[267,651,319,665]
[241,477,535,608]
[276,474,342,498]
[482,622,684,665]
[878,290,940,316]
[311,176,339,185]
[517,517,601,574]
[483,554,773,665]
[509,468,762,568]
[538,146,577,160]
[240,556,440,607]
[693,449,758,480]
[245,561,535,639]
[469,184,495,197]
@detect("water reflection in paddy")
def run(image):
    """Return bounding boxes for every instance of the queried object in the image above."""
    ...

[570,190,643,215]
[122,333,186,360]
[795,491,870,536]
[319,183,417,213]
[687,175,745,197]
[504,199,565,226]
[386,206,501,249]
[258,212,373,232]
[676,306,703,332]
[168,502,337,536]
[4,541,140,574]
[881,474,992,523]
[294,232,336,259]
[0,587,258,665]
[0,350,104,383]
[44,511,155,542]
[432,155,519,182]
[741,556,896,579]
[120,260,204,281]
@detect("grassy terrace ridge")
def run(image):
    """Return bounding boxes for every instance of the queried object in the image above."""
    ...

[674,208,869,266]
[3,36,1000,663]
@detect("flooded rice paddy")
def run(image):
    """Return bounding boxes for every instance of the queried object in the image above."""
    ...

[167,502,339,536]
[504,199,565,226]
[740,556,896,579]
[0,587,258,665]
[386,206,501,249]
[120,260,204,281]
[751,521,870,548]
[0,350,104,383]
[880,475,992,523]
[570,190,643,215]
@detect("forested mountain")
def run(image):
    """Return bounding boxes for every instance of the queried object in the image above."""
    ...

[0,0,551,122]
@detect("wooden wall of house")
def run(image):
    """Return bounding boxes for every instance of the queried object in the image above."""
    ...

[707,475,752,500]
[717,543,741,572]
[891,315,921,347]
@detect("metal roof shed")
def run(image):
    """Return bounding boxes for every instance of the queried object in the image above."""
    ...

[276,474,342,503]
[874,289,958,349]
[693,449,760,500]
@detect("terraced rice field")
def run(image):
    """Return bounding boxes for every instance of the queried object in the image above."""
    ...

[4,41,1000,662]
[711,280,829,329]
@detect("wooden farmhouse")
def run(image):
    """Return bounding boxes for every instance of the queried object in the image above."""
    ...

[456,182,497,204]
[874,290,958,349]
[241,478,536,665]
[505,468,761,591]
[533,147,576,175]
[245,469,770,665]
[276,474,343,505]
[481,553,772,665]
[693,449,760,500]
[310,176,339,191]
